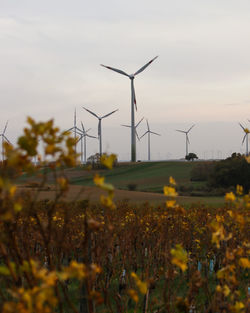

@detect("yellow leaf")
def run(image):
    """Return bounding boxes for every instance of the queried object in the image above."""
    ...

[222,284,230,297]
[233,301,245,312]
[225,192,236,202]
[100,154,117,169]
[128,289,139,303]
[163,186,178,197]
[166,200,176,208]
[171,244,188,272]
[100,195,115,209]
[93,174,105,187]
[169,176,176,185]
[236,185,243,195]
[138,281,147,294]
[239,257,250,268]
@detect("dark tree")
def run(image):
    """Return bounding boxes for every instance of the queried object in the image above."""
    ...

[185,153,198,161]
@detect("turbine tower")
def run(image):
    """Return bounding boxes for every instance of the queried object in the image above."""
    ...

[176,124,195,157]
[82,107,118,156]
[140,119,160,161]
[77,122,97,164]
[101,56,158,162]
[121,117,144,142]
[0,121,11,161]
[239,123,249,155]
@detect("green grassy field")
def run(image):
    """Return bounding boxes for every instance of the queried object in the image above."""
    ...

[70,161,202,192]
[18,161,225,206]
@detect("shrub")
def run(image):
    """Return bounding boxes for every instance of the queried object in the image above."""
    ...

[208,154,250,192]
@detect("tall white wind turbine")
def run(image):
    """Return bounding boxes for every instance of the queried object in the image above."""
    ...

[140,119,160,161]
[239,123,249,155]
[101,56,158,162]
[176,124,195,157]
[77,122,97,164]
[0,121,12,161]
[82,107,118,156]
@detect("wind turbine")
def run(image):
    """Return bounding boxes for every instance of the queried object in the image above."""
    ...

[121,117,144,142]
[239,123,249,155]
[140,119,161,161]
[101,56,158,162]
[82,107,118,156]
[0,121,12,161]
[176,124,195,157]
[76,122,97,164]
[67,108,82,154]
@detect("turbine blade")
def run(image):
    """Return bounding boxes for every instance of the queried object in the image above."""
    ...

[86,134,98,139]
[100,64,130,77]
[75,130,83,136]
[132,80,137,111]
[102,109,118,119]
[176,129,186,133]
[134,56,158,76]
[66,127,74,132]
[187,124,195,133]
[239,122,245,130]
[81,121,85,133]
[150,131,161,136]
[76,136,83,144]
[3,135,11,145]
[136,117,144,128]
[135,130,140,141]
[242,134,247,144]
[121,124,130,128]
[140,131,148,139]
[3,120,8,135]
[76,126,83,133]
[146,119,150,131]
[85,128,91,133]
[82,107,99,119]
[187,135,190,144]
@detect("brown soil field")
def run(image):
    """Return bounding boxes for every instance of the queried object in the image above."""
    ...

[17,184,222,207]
[18,184,167,204]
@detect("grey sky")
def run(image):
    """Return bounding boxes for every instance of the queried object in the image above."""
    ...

[0,0,250,160]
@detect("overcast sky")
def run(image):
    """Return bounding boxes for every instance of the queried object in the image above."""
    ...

[0,0,250,160]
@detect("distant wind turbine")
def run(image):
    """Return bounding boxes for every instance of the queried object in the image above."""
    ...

[76,122,97,164]
[101,56,158,162]
[121,117,144,142]
[239,123,249,155]
[0,121,12,161]
[176,124,195,157]
[67,108,83,154]
[140,119,160,161]
[82,107,118,156]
